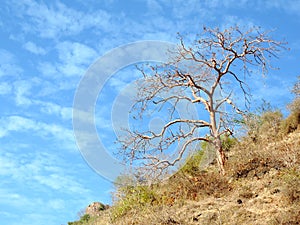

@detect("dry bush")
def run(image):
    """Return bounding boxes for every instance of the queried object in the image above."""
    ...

[164,169,231,203]
[281,109,300,134]
[244,110,283,144]
[111,184,158,221]
[227,132,300,180]
[227,106,300,180]
[282,87,300,134]
[227,137,286,180]
[279,168,300,204]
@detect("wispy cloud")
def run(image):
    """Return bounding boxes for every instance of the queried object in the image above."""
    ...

[13,80,33,106]
[56,41,98,76]
[12,0,111,39]
[265,0,300,16]
[35,100,72,120]
[23,41,46,55]
[0,49,22,77]
[0,151,89,195]
[0,116,74,149]
[39,41,98,78]
[0,82,12,95]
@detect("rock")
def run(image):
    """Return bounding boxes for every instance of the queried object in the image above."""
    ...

[85,202,109,216]
[237,199,243,204]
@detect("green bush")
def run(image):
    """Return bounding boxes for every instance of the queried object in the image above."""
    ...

[221,135,236,151]
[111,185,157,220]
[180,148,204,176]
[67,214,90,225]
[179,135,236,176]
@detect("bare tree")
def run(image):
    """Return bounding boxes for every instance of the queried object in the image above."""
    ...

[118,26,285,177]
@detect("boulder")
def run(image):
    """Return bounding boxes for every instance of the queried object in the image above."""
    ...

[85,202,109,216]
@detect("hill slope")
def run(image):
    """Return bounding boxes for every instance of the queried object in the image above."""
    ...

[68,116,300,225]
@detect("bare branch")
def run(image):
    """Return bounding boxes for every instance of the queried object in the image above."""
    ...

[117,25,287,179]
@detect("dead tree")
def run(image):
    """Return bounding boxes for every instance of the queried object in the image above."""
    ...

[118,26,285,178]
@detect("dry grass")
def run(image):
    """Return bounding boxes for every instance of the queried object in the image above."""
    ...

[69,114,300,225]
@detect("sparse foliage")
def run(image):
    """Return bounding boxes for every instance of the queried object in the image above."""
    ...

[68,214,90,225]
[118,26,285,178]
[282,76,300,134]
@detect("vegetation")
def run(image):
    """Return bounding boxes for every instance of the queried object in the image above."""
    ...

[282,77,300,134]
[67,34,299,225]
[68,90,300,224]
[68,214,91,225]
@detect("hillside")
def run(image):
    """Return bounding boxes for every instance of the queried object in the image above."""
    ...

[68,109,300,225]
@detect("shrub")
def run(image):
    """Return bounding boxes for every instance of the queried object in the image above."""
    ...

[167,169,230,201]
[111,185,157,220]
[282,95,300,134]
[180,135,236,176]
[282,77,300,134]
[180,148,204,176]
[280,168,300,204]
[243,110,283,143]
[281,110,300,134]
[67,214,90,225]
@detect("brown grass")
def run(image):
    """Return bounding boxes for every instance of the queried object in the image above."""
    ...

[69,121,300,225]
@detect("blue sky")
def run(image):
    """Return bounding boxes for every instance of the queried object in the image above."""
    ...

[0,0,299,224]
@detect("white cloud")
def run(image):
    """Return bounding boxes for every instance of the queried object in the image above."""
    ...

[37,62,60,78]
[170,0,210,19]
[0,116,74,145]
[15,0,111,39]
[10,78,73,119]
[108,76,129,91]
[57,41,98,65]
[206,0,250,8]
[48,199,66,210]
[56,41,98,76]
[34,173,89,194]
[13,80,33,106]
[0,82,12,95]
[0,49,22,77]
[23,41,46,55]
[0,151,89,195]
[35,100,72,120]
[220,15,256,31]
[0,188,38,209]
[147,0,163,14]
[39,41,97,78]
[0,114,76,152]
[265,0,300,13]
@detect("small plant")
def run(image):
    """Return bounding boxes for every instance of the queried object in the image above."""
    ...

[281,77,300,134]
[180,135,236,176]
[67,214,91,225]
[111,184,157,220]
[180,148,204,176]
[97,202,108,211]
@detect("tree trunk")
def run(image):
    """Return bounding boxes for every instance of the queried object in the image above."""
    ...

[214,137,226,175]
[210,107,226,175]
